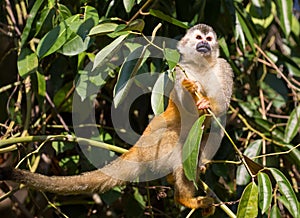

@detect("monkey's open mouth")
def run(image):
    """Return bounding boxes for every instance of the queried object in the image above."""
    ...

[196,42,211,53]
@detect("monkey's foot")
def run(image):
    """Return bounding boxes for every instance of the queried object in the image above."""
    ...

[182,78,198,94]
[196,196,215,217]
[175,195,214,209]
[196,96,210,110]
[195,196,214,208]
[202,205,216,217]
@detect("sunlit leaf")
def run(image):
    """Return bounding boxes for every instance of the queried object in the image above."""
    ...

[151,71,173,115]
[163,48,180,69]
[35,6,55,37]
[89,23,119,36]
[270,168,299,218]
[276,0,293,36]
[57,3,72,19]
[235,8,256,52]
[58,33,90,56]
[218,37,230,58]
[83,6,99,25]
[123,0,135,13]
[37,15,80,58]
[284,105,300,143]
[93,34,128,71]
[21,0,46,47]
[257,172,272,214]
[17,48,38,78]
[237,182,258,218]
[113,46,150,107]
[183,115,206,185]
[246,1,275,28]
[270,204,281,218]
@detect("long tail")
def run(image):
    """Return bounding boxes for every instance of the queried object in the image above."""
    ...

[0,163,126,194]
[0,100,182,195]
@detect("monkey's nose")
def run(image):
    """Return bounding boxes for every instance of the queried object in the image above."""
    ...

[196,41,211,53]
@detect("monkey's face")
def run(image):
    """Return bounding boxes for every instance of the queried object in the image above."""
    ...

[194,31,216,55]
[177,24,219,62]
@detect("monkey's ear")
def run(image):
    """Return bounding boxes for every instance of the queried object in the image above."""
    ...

[0,167,14,180]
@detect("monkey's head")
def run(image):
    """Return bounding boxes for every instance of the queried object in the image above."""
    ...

[177,24,219,63]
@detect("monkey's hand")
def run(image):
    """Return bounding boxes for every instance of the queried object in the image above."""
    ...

[182,79,211,111]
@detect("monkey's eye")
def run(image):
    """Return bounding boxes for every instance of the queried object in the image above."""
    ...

[196,35,202,40]
[206,36,213,41]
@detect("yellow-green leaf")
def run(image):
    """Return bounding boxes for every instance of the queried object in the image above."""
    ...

[257,172,272,214]
[284,105,300,143]
[270,168,299,218]
[183,115,206,185]
[237,182,258,218]
[17,48,38,78]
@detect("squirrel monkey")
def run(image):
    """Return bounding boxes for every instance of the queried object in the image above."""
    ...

[0,24,233,212]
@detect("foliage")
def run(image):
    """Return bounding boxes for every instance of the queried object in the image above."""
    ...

[0,0,299,217]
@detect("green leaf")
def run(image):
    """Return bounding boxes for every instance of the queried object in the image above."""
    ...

[183,115,206,185]
[123,0,135,13]
[284,105,300,143]
[93,34,128,71]
[57,3,72,19]
[235,13,246,50]
[149,9,189,29]
[36,71,46,97]
[107,20,145,38]
[37,15,80,58]
[276,0,293,36]
[235,8,256,52]
[133,187,146,208]
[163,48,180,69]
[246,1,275,28]
[89,23,119,36]
[83,6,99,25]
[237,182,258,218]
[21,0,46,47]
[58,33,90,56]
[35,6,55,37]
[259,81,286,110]
[283,144,300,169]
[126,19,145,32]
[257,172,272,214]
[113,46,150,107]
[151,71,173,115]
[75,65,110,101]
[218,37,230,59]
[54,82,73,112]
[17,48,38,78]
[270,168,299,218]
[270,204,281,218]
[236,140,262,185]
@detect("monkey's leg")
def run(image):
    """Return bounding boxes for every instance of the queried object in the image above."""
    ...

[173,167,214,210]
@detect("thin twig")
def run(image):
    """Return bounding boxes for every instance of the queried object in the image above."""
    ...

[254,43,300,92]
[127,0,153,24]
